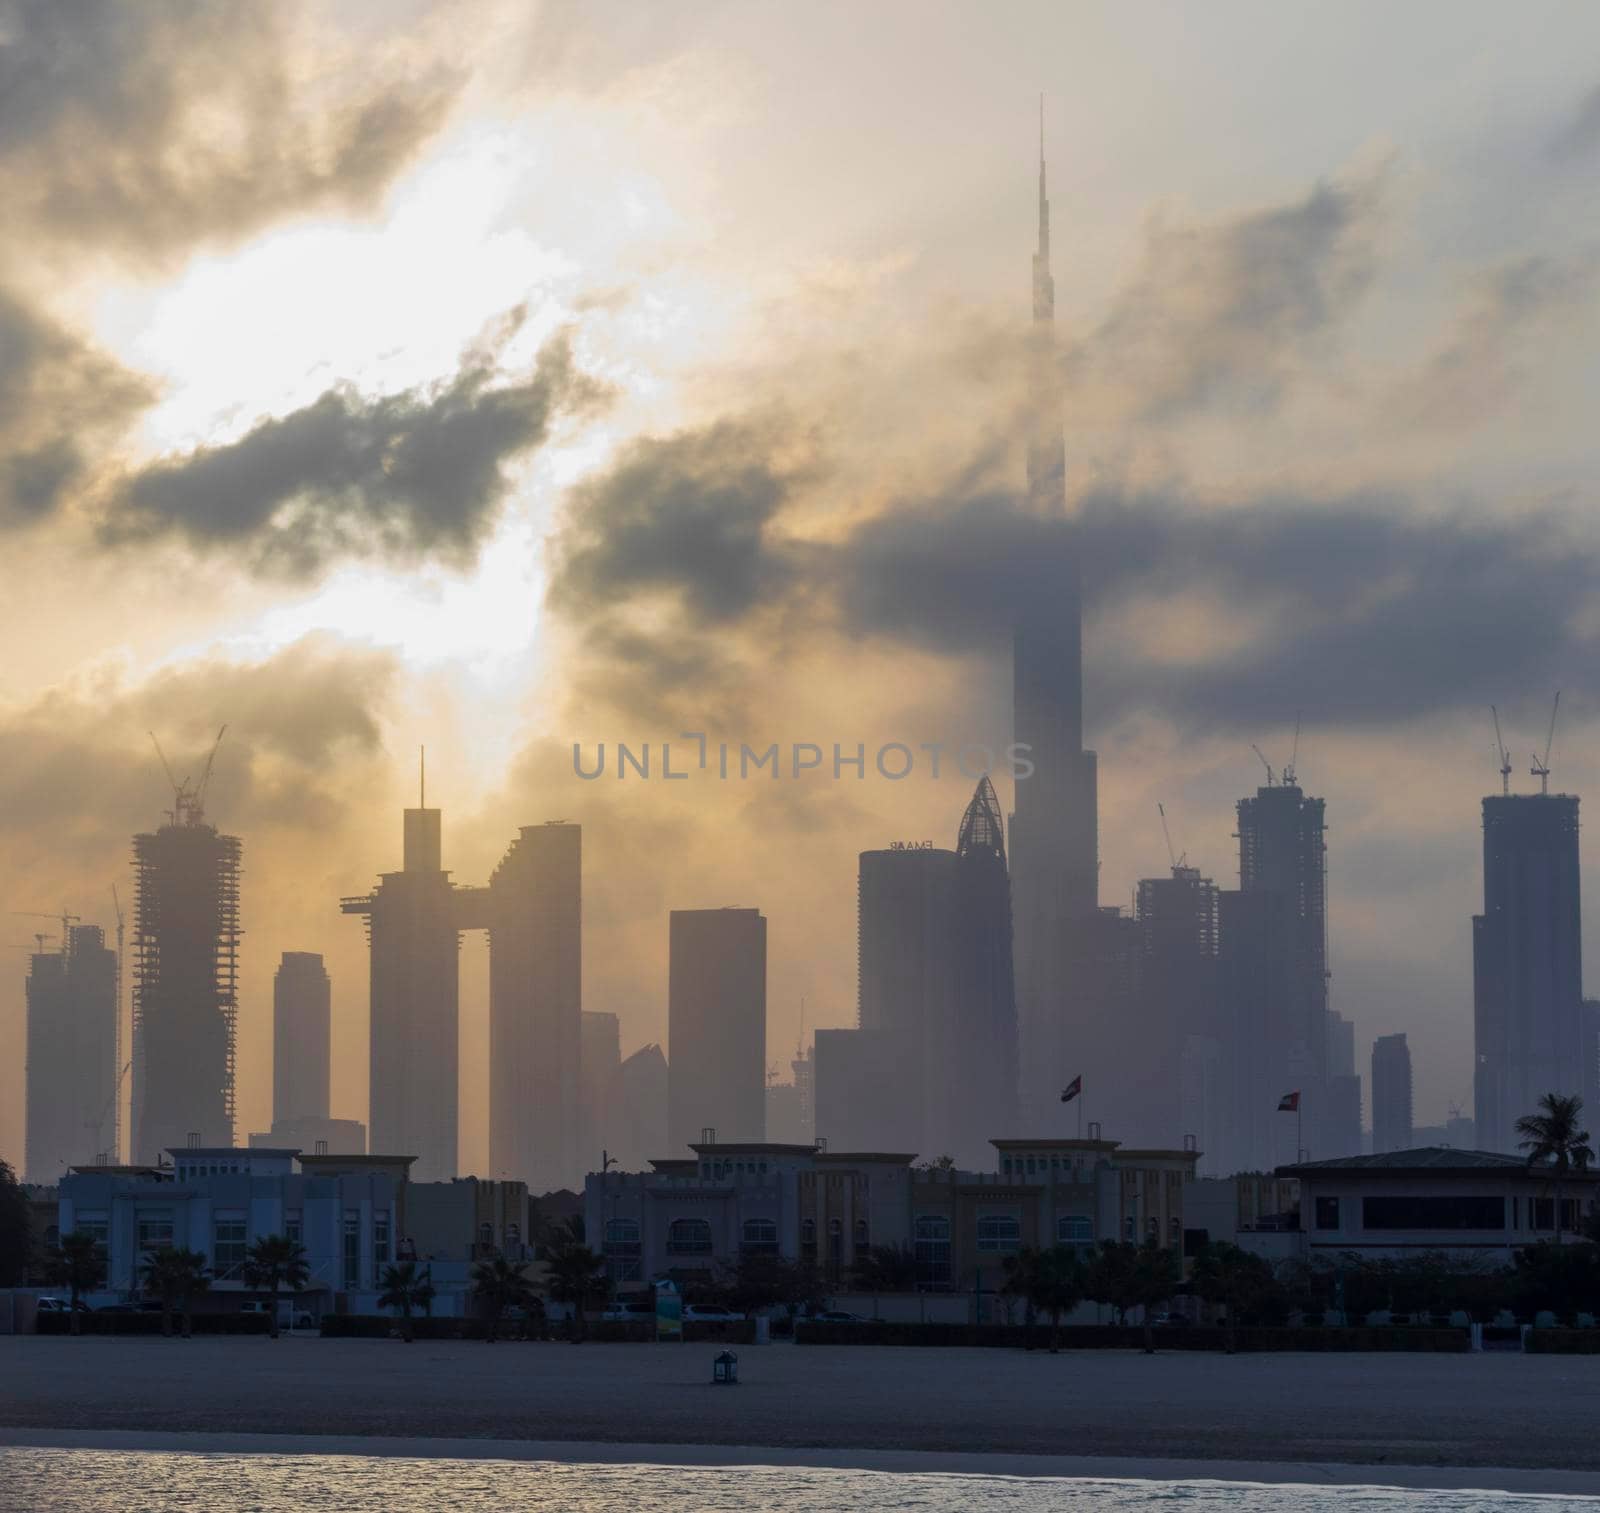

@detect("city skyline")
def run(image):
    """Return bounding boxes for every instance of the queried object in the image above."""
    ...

[11,4,1600,1175]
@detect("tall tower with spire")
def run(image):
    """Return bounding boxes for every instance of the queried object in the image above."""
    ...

[1010,105,1101,1124]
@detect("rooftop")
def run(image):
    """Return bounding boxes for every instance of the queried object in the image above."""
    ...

[1277,1146,1600,1177]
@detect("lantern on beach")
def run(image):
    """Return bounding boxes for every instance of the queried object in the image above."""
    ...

[712,1350,739,1385]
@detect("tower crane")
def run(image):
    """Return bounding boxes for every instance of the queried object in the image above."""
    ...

[84,1059,132,1162]
[1283,712,1302,788]
[1490,706,1513,796]
[1531,692,1561,796]
[11,910,80,952]
[1250,745,1274,787]
[1158,803,1186,873]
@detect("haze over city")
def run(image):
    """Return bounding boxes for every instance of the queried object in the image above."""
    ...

[10,0,1600,1177]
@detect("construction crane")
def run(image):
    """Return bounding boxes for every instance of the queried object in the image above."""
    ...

[1283,712,1302,788]
[1250,745,1274,787]
[10,909,80,952]
[1157,803,1186,873]
[1490,706,1513,796]
[1531,692,1560,795]
[192,724,228,825]
[148,725,227,826]
[84,1059,132,1163]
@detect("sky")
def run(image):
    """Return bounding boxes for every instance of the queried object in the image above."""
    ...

[6,0,1600,1174]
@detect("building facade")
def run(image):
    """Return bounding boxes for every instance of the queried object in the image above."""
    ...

[668,908,767,1154]
[1371,1032,1414,1154]
[272,952,331,1126]
[26,924,118,1182]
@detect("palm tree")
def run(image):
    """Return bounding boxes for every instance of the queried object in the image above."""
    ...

[139,1248,210,1338]
[377,1260,435,1343]
[241,1235,311,1338]
[1001,1245,1085,1352]
[1190,1242,1277,1355]
[47,1232,106,1336]
[1516,1092,1594,1244]
[471,1253,536,1343]
[540,1237,607,1342]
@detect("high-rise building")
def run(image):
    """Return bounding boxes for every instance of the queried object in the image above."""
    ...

[1219,778,1329,1169]
[579,1009,621,1175]
[1474,792,1583,1153]
[668,908,766,1153]
[132,798,241,1165]
[488,823,582,1192]
[1371,1032,1414,1154]
[1323,1010,1363,1159]
[25,924,118,1181]
[1009,124,1100,1127]
[273,952,331,1125]
[617,1042,668,1170]
[343,803,461,1182]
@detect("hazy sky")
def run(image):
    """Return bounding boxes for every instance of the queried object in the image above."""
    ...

[6,0,1600,1173]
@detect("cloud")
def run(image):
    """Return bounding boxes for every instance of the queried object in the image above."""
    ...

[0,285,152,527]
[0,0,457,261]
[102,326,597,575]
[1084,170,1385,418]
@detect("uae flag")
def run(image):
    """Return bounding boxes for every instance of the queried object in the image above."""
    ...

[1277,1090,1301,1112]
[1061,1076,1083,1103]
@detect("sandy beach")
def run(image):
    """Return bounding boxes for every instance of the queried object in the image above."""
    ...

[4,1336,1599,1479]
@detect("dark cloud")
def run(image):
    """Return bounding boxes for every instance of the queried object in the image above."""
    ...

[103,328,596,575]
[0,285,152,527]
[1084,171,1383,418]
[1547,81,1600,163]
[0,0,456,260]
[548,416,815,624]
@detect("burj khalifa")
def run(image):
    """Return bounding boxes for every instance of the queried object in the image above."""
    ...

[1009,113,1101,1124]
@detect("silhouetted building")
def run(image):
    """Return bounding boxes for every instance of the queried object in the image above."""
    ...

[343,803,461,1182]
[1324,1011,1362,1158]
[26,925,118,1181]
[1474,793,1584,1154]
[580,1009,621,1171]
[1370,1033,1414,1154]
[766,1080,806,1145]
[488,822,582,1191]
[273,952,331,1125]
[1010,132,1100,1128]
[668,908,766,1152]
[617,1042,668,1171]
[813,1026,916,1155]
[248,1116,366,1154]
[132,810,241,1164]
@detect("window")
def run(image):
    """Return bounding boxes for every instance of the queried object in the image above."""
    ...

[76,1217,107,1257]
[1001,1157,1013,1176]
[1123,1216,1135,1242]
[800,1218,817,1262]
[854,1217,868,1249]
[1315,1196,1340,1231]
[1057,1214,1092,1244]
[666,1218,713,1254]
[505,1222,521,1254]
[137,1215,173,1254]
[374,1214,390,1269]
[741,1218,778,1255]
[1362,1195,1505,1231]
[213,1218,247,1279]
[1169,1217,1181,1243]
[1147,1216,1158,1239]
[914,1215,951,1287]
[285,1211,302,1246]
[604,1218,642,1281]
[1530,1198,1581,1232]
[343,1214,361,1289]
[977,1214,1021,1253]
[477,1222,494,1255]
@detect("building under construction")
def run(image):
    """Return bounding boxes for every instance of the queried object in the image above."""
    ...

[25,923,118,1182]
[131,736,241,1165]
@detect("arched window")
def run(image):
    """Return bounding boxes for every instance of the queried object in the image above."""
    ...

[800,1217,817,1262]
[604,1218,641,1281]
[1124,1216,1135,1241]
[741,1218,778,1255]
[1147,1216,1159,1239]
[478,1222,494,1253]
[1057,1214,1092,1244]
[853,1217,868,1249]
[505,1222,521,1251]
[1169,1217,1181,1244]
[914,1214,952,1287]
[666,1218,713,1254]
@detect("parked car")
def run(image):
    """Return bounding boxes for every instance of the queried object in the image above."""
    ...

[600,1301,655,1322]
[240,1301,316,1329]
[682,1304,742,1322]
[95,1299,162,1313]
[35,1297,88,1313]
[1150,1311,1190,1327]
[807,1310,873,1324]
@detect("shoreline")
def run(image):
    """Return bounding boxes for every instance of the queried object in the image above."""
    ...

[4,1427,1599,1497]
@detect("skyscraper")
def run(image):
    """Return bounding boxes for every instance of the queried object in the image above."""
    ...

[1473,793,1583,1153]
[668,908,766,1152]
[132,800,241,1165]
[618,1042,668,1169]
[579,1008,621,1174]
[1009,114,1100,1125]
[488,823,582,1192]
[273,952,331,1126]
[25,924,118,1181]
[1371,1032,1414,1154]
[343,802,461,1182]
